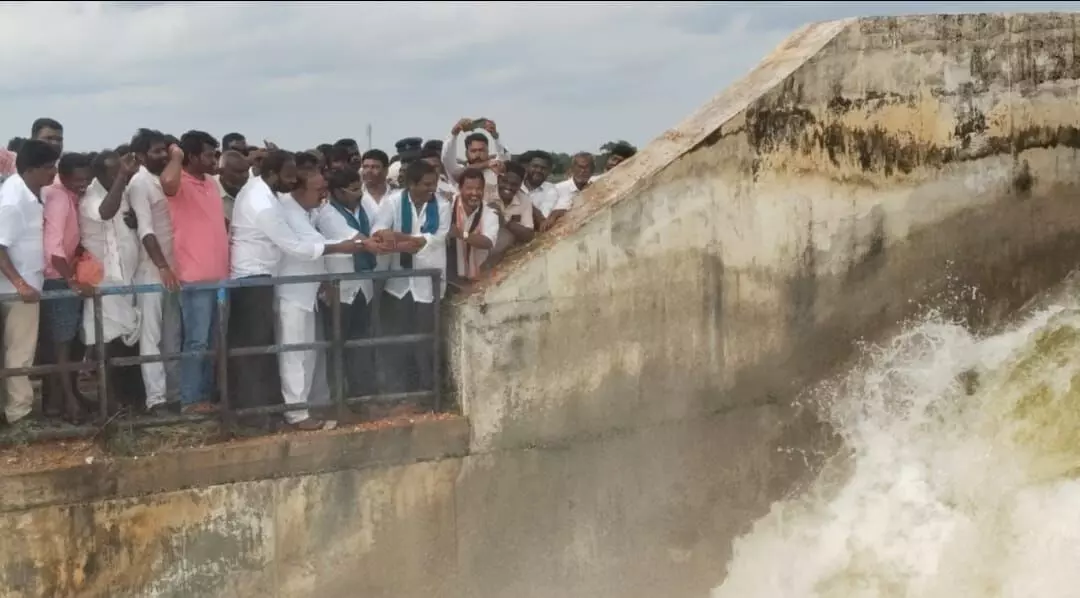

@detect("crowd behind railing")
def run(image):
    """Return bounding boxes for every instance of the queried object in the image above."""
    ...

[0,116,638,442]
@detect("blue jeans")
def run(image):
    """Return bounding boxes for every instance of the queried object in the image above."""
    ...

[180,289,218,405]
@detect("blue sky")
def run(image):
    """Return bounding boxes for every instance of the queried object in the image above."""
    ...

[0,1,1076,155]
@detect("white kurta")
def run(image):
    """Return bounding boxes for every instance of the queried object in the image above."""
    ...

[372,191,451,303]
[79,179,141,345]
[313,194,388,305]
[275,194,344,423]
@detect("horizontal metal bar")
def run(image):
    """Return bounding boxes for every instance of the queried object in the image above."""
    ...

[111,412,218,428]
[2,361,100,377]
[2,332,435,377]
[103,349,211,368]
[0,424,99,446]
[0,269,442,302]
[341,334,433,350]
[82,333,435,369]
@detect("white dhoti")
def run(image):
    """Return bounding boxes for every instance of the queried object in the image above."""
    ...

[275,297,319,424]
[80,184,143,348]
[309,311,331,407]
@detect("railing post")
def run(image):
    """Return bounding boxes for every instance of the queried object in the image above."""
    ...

[432,271,442,413]
[330,280,346,423]
[371,278,382,394]
[92,292,108,423]
[216,286,232,431]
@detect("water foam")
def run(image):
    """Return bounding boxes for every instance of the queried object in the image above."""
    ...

[712,296,1080,598]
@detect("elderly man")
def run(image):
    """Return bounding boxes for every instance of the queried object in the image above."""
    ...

[81,150,144,408]
[228,150,369,432]
[215,149,249,226]
[277,171,380,429]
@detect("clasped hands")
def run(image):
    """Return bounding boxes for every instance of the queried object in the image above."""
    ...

[360,230,423,254]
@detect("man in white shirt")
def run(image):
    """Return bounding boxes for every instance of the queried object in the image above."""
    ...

[447,168,498,285]
[276,171,364,430]
[228,150,369,431]
[314,168,387,399]
[127,128,182,413]
[371,160,450,395]
[553,152,596,213]
[0,140,58,425]
[521,151,566,232]
[440,117,511,203]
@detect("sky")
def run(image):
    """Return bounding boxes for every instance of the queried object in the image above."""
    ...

[1,1,1078,155]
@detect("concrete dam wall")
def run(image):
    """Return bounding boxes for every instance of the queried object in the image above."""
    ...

[4,12,1080,598]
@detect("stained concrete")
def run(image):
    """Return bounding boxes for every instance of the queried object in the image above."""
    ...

[5,12,1080,598]
[450,12,1080,453]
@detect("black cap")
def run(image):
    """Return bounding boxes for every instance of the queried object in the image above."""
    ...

[422,139,443,153]
[395,137,423,153]
[398,148,422,164]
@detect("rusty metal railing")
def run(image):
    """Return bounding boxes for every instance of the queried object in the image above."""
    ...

[0,269,443,444]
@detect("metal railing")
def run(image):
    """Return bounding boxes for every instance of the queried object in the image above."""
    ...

[0,269,443,443]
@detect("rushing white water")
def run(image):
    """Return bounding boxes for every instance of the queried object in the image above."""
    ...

[712,288,1080,598]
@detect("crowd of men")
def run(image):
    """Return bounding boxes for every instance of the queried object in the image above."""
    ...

[0,117,637,433]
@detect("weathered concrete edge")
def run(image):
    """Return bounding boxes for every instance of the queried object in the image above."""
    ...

[0,416,470,514]
[451,17,855,304]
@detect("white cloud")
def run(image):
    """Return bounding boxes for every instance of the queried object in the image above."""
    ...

[0,1,1077,154]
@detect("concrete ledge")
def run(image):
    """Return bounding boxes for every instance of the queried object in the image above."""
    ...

[0,416,470,514]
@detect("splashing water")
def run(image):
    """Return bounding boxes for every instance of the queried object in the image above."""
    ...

[712,297,1080,598]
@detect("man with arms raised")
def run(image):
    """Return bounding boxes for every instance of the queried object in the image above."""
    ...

[440,117,511,202]
[81,150,144,409]
[127,128,182,414]
[161,131,230,414]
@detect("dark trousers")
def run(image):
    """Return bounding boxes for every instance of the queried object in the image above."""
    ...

[227,282,282,421]
[105,339,146,410]
[379,293,435,396]
[325,297,378,400]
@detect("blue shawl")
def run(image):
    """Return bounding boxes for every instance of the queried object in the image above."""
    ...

[399,191,439,269]
[330,200,376,272]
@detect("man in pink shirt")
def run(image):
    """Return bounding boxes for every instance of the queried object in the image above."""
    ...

[161,131,229,413]
[42,152,95,422]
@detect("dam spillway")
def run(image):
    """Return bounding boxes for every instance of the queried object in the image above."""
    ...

[4,11,1080,597]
